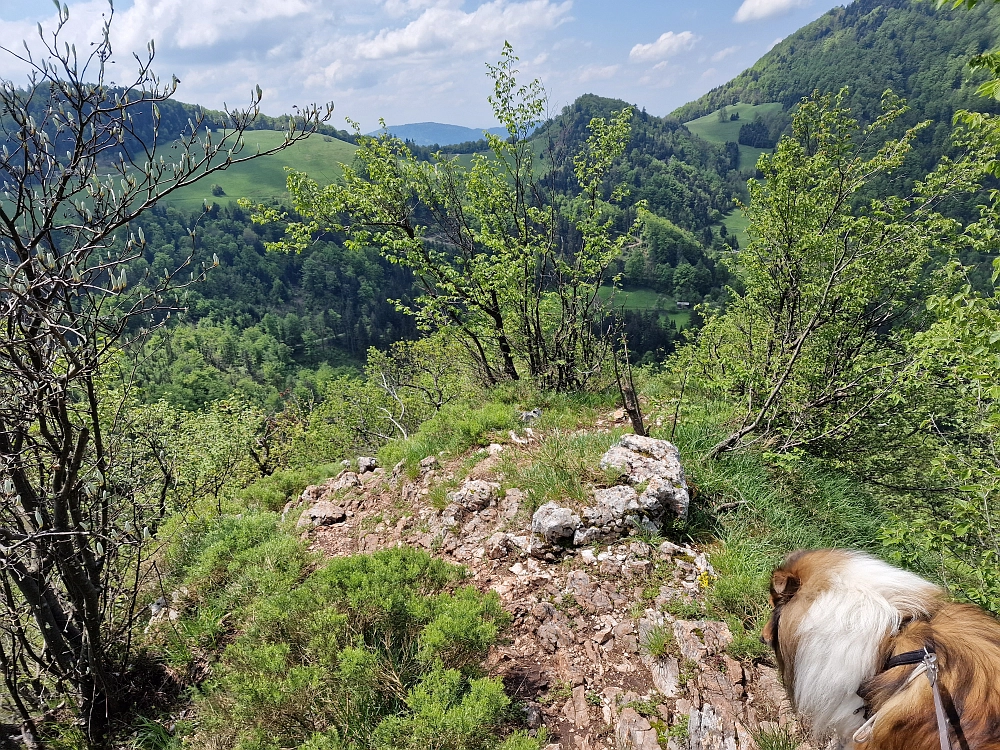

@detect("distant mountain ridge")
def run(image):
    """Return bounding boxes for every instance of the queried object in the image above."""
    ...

[367,122,507,146]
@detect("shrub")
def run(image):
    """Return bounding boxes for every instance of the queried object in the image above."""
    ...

[238,463,342,512]
[162,525,531,750]
[378,401,517,474]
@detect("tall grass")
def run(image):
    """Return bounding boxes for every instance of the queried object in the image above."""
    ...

[378,401,517,475]
[498,429,623,512]
[660,399,890,632]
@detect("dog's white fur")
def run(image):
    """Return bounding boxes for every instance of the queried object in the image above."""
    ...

[788,551,941,741]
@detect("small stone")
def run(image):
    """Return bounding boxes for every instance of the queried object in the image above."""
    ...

[572,685,591,728]
[573,526,602,546]
[531,502,581,545]
[629,560,653,576]
[616,707,660,750]
[566,570,593,596]
[524,703,542,729]
[643,655,680,697]
[447,479,497,511]
[485,532,518,559]
[590,588,613,611]
[296,501,347,528]
[658,540,683,557]
[613,621,634,637]
[357,456,377,473]
[419,455,438,470]
[580,549,597,564]
[532,602,556,620]
[672,620,733,660]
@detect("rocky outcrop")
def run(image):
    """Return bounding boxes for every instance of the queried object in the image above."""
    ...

[291,415,805,750]
[598,434,690,519]
[530,436,691,552]
[532,502,582,545]
[296,500,347,528]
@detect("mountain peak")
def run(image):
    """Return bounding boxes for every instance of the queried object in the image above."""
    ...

[367,122,507,146]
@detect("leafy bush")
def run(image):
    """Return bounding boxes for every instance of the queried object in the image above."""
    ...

[378,401,518,474]
[160,519,531,750]
[239,463,342,512]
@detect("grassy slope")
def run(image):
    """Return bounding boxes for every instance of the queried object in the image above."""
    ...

[683,104,772,252]
[597,286,690,328]
[683,102,782,174]
[722,209,750,248]
[164,131,357,210]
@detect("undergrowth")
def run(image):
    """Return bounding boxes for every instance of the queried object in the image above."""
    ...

[150,516,541,750]
[498,428,623,513]
[378,401,517,476]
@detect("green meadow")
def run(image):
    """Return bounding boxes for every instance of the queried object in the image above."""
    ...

[164,130,357,211]
[722,208,750,248]
[683,102,782,173]
[598,285,690,327]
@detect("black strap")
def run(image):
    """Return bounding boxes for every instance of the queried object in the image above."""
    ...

[884,647,933,671]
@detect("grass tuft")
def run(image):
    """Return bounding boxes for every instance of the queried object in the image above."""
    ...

[640,623,675,659]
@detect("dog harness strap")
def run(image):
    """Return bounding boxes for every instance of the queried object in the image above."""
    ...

[884,648,930,670]
[922,651,952,750]
[852,662,933,745]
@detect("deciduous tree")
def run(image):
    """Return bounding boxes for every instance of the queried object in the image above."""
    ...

[0,6,330,744]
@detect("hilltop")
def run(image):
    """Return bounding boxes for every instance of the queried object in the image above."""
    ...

[672,0,1000,203]
[673,0,1000,125]
[368,121,508,146]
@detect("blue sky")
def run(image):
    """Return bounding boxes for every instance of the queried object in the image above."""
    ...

[0,0,845,130]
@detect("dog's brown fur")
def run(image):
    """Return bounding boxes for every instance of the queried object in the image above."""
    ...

[763,549,1000,750]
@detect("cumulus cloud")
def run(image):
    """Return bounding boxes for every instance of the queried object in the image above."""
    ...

[0,0,574,130]
[711,46,738,62]
[733,0,810,23]
[355,0,571,59]
[578,64,619,82]
[629,30,697,63]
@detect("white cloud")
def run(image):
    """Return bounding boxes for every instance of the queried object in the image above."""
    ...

[768,36,784,49]
[629,30,697,63]
[711,45,738,62]
[0,0,575,130]
[355,0,571,59]
[578,64,619,82]
[733,0,810,23]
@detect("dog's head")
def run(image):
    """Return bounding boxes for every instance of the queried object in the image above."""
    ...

[760,548,944,741]
[761,549,817,682]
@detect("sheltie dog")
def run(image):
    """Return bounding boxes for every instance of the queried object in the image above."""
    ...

[762,549,1000,749]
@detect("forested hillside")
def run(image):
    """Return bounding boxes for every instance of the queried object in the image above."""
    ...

[674,0,1000,192]
[6,4,1000,748]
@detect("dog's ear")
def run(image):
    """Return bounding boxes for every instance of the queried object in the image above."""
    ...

[771,570,800,600]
